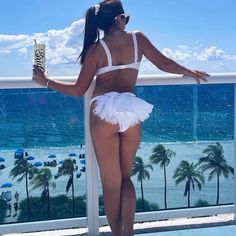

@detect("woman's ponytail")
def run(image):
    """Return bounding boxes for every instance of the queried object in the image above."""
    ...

[79,6,100,65]
[78,1,125,65]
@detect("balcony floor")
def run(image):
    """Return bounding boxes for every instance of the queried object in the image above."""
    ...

[2,214,235,236]
[2,224,236,236]
[138,224,236,235]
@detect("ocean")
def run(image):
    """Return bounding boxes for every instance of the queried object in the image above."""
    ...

[0,84,234,223]
[0,84,234,149]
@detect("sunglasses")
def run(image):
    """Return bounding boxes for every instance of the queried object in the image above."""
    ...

[115,14,130,25]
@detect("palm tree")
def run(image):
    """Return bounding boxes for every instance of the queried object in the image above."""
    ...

[173,160,204,207]
[58,158,78,216]
[30,167,56,218]
[9,158,38,219]
[149,144,175,209]
[132,156,153,209]
[199,142,234,205]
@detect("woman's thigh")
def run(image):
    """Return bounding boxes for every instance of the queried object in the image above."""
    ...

[90,106,121,186]
[119,124,142,179]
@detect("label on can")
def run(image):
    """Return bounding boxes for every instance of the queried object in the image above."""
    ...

[34,40,45,72]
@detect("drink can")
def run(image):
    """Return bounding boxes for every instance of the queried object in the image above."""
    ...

[34,40,45,72]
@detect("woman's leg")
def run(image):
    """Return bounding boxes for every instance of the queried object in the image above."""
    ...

[119,124,142,236]
[90,108,122,236]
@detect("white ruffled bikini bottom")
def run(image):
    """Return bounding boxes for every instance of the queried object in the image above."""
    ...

[90,91,154,132]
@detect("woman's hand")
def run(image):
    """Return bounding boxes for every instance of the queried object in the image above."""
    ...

[32,65,49,86]
[184,69,209,84]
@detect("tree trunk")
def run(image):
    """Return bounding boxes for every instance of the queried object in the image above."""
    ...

[164,165,167,209]
[216,173,220,205]
[72,173,75,216]
[141,178,144,210]
[47,186,51,218]
[188,189,190,207]
[25,171,31,219]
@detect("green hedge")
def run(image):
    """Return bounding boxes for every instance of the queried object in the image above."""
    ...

[136,198,159,212]
[0,199,7,223]
[99,195,159,215]
[17,195,86,222]
[194,199,209,207]
[2,195,159,223]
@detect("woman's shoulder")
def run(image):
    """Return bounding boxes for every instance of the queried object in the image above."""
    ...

[127,30,148,42]
[86,41,103,57]
[127,30,150,49]
[127,30,145,35]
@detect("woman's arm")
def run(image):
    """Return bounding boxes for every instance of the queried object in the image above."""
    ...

[32,45,98,97]
[137,32,209,83]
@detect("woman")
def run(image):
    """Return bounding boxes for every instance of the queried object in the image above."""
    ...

[33,0,209,235]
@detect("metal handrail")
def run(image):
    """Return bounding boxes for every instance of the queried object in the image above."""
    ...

[1,73,236,89]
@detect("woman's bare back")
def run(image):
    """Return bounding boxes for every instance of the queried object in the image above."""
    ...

[92,31,142,98]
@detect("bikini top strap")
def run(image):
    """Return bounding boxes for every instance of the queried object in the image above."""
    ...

[100,39,112,66]
[132,32,138,63]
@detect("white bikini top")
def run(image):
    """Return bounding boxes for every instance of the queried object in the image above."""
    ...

[96,32,140,76]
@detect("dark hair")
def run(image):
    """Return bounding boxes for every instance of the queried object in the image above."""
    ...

[78,0,125,65]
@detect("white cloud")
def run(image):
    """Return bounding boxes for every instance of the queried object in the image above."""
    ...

[0,19,85,65]
[196,46,227,61]
[162,45,236,62]
[0,34,29,42]
[0,48,11,54]
[18,47,27,54]
[211,61,225,71]
[162,48,193,61]
[227,55,236,60]
[139,57,158,74]
[0,34,33,53]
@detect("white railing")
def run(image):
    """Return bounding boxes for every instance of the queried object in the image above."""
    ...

[0,73,236,235]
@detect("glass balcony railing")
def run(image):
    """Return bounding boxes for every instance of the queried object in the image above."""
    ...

[0,73,235,235]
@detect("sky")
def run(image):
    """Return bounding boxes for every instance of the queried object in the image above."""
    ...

[0,0,235,76]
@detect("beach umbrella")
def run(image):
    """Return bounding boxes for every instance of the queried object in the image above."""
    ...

[58,160,64,165]
[26,156,35,161]
[54,173,60,179]
[80,159,86,165]
[0,157,5,162]
[48,154,56,159]
[33,161,43,167]
[68,152,77,157]
[1,183,13,188]
[76,172,82,178]
[14,148,24,159]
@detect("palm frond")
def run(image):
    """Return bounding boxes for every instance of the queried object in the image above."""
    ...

[208,169,217,181]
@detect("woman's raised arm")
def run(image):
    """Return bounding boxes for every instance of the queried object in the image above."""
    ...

[138,32,209,84]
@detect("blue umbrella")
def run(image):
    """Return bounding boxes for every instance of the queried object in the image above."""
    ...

[48,154,56,159]
[0,157,5,162]
[76,172,82,178]
[80,159,86,165]
[54,173,60,179]
[68,152,77,157]
[58,160,64,165]
[33,161,43,167]
[1,183,13,188]
[26,156,35,161]
[14,148,24,159]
